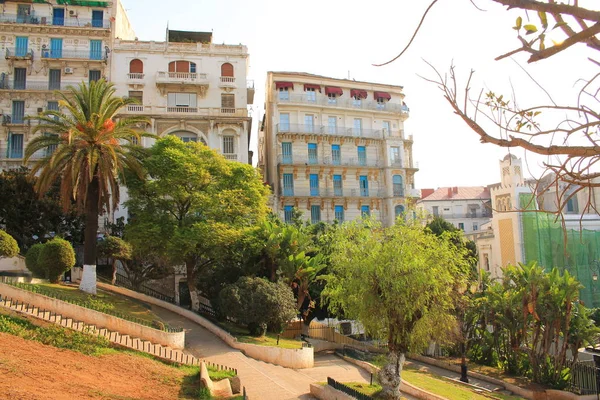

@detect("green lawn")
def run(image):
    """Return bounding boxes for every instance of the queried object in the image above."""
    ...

[12,282,165,327]
[344,382,383,396]
[219,320,303,349]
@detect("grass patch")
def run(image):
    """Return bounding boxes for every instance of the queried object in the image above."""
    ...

[207,365,236,381]
[8,282,166,328]
[345,382,383,396]
[0,309,111,355]
[402,367,494,400]
[219,320,303,349]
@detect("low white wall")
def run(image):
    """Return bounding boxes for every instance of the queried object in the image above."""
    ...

[306,338,343,353]
[310,383,355,400]
[0,255,27,272]
[98,282,315,369]
[0,282,185,349]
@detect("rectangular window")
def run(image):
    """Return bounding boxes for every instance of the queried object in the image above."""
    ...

[308,143,318,165]
[52,8,65,26]
[128,90,143,103]
[279,113,290,132]
[566,197,579,213]
[359,175,369,197]
[91,10,104,28]
[279,88,289,101]
[309,174,319,196]
[284,206,294,223]
[17,4,31,23]
[328,116,337,134]
[12,100,25,123]
[49,69,61,90]
[283,173,294,196]
[14,68,26,90]
[432,206,439,217]
[47,101,59,121]
[167,93,197,107]
[45,133,59,156]
[458,222,465,231]
[353,118,362,136]
[311,205,321,224]
[49,38,63,58]
[89,70,101,83]
[390,146,401,165]
[331,144,341,165]
[306,88,316,102]
[473,223,478,231]
[333,175,343,196]
[382,121,391,134]
[327,93,337,104]
[221,94,235,111]
[15,36,28,57]
[334,205,344,222]
[90,40,103,60]
[282,142,292,164]
[8,133,24,159]
[357,146,366,166]
[304,114,314,133]
[352,96,362,107]
[223,136,234,154]
[361,205,370,217]
[190,63,197,73]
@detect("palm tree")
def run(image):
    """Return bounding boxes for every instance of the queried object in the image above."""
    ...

[25,79,149,294]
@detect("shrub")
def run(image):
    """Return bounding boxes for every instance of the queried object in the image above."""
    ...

[25,243,46,278]
[0,229,19,259]
[38,238,76,283]
[219,277,297,336]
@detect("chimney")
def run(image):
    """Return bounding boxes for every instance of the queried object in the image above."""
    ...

[453,187,459,194]
[447,188,452,198]
[421,188,435,199]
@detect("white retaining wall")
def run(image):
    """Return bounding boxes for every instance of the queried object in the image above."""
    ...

[0,282,185,349]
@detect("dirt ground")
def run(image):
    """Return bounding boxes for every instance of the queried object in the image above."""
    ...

[0,333,199,400]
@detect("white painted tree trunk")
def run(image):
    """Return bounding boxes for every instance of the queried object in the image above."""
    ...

[79,264,97,294]
[190,288,200,312]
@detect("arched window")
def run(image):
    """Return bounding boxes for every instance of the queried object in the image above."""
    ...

[170,131,207,145]
[395,205,405,219]
[168,61,196,73]
[129,59,143,74]
[392,175,404,197]
[221,63,234,77]
[496,199,502,211]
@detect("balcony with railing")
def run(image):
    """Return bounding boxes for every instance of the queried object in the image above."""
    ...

[280,187,386,198]
[156,72,209,87]
[277,154,382,167]
[0,79,77,91]
[126,73,145,84]
[276,123,385,140]
[0,13,109,28]
[277,93,410,115]
[41,49,108,62]
[222,153,238,161]
[118,105,249,117]
[6,47,33,59]
[219,76,236,88]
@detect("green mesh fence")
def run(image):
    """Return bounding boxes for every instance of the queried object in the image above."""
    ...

[520,194,600,307]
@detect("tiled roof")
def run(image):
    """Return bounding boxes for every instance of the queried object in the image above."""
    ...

[419,186,491,201]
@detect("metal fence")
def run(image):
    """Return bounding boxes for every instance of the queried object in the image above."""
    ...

[327,377,373,400]
[569,360,599,395]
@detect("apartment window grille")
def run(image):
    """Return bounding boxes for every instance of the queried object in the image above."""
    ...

[49,69,61,90]
[283,173,294,196]
[14,68,26,90]
[282,142,292,164]
[357,146,366,166]
[310,205,321,224]
[279,88,289,101]
[223,136,235,154]
[334,205,344,222]
[12,101,25,124]
[331,145,341,165]
[7,133,24,159]
[308,143,318,165]
[359,175,369,197]
[89,70,101,83]
[309,174,319,196]
[333,175,343,196]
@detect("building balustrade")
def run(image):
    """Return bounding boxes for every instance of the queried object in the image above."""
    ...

[41,49,108,61]
[127,73,145,80]
[277,123,385,140]
[277,154,382,167]
[222,153,238,161]
[0,13,109,28]
[277,93,410,114]
[156,71,209,85]
[431,211,493,219]
[6,47,34,59]
[280,187,386,198]
[0,79,77,91]
[119,105,249,117]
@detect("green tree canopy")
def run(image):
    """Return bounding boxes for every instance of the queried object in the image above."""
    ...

[324,219,471,399]
[0,230,19,259]
[38,238,76,283]
[125,136,269,311]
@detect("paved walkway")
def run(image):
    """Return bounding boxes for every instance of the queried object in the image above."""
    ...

[152,306,417,400]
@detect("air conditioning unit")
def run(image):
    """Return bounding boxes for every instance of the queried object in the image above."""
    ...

[69,10,77,17]
[64,67,74,74]
[37,107,43,113]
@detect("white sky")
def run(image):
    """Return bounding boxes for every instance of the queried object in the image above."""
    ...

[120,0,595,190]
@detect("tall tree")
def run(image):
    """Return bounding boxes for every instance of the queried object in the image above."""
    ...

[0,230,19,259]
[324,219,470,400]
[25,79,149,294]
[0,168,84,252]
[125,136,269,311]
[377,1,600,215]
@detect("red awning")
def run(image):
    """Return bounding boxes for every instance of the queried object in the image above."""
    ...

[374,91,391,100]
[325,86,343,96]
[275,81,294,90]
[304,84,321,92]
[350,89,367,99]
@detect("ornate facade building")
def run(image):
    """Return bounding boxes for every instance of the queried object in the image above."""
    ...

[259,72,419,226]
[0,0,134,169]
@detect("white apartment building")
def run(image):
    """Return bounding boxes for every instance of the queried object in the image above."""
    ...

[416,186,492,234]
[259,71,419,227]
[108,29,255,223]
[0,0,134,168]
[111,29,254,163]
